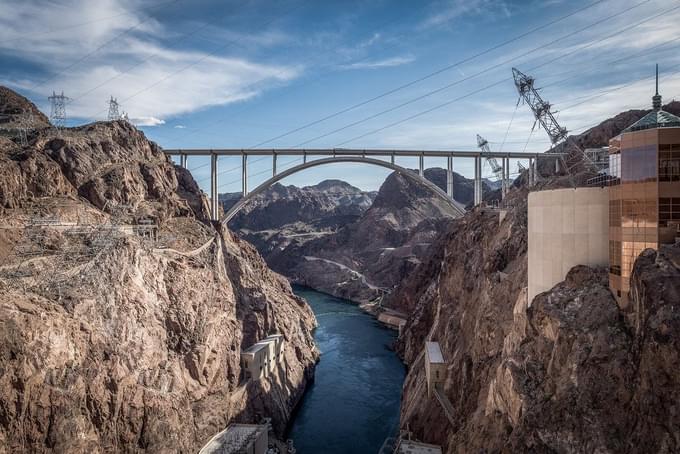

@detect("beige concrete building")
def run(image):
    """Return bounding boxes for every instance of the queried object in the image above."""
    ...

[528,187,609,304]
[396,440,443,454]
[199,424,268,454]
[424,341,445,398]
[242,343,269,381]
[242,334,285,380]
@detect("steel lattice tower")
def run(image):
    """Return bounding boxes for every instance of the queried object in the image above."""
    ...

[107,96,121,121]
[476,134,503,178]
[512,68,597,180]
[48,91,69,128]
[512,68,568,145]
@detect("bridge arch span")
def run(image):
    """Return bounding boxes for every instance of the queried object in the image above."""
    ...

[221,156,466,224]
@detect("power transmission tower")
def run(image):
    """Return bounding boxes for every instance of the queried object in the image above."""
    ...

[512,68,597,183]
[48,91,69,128]
[17,111,33,146]
[476,134,504,179]
[107,96,121,121]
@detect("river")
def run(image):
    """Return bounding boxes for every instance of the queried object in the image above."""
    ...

[287,286,405,454]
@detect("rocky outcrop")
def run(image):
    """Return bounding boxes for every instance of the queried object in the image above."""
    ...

[222,180,375,256]
[0,88,317,453]
[268,171,462,303]
[393,173,680,452]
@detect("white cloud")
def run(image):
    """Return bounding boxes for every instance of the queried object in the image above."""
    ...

[0,0,301,123]
[340,55,415,70]
[131,116,165,126]
[174,124,186,129]
[420,0,509,28]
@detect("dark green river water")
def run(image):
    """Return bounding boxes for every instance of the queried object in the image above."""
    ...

[287,286,405,454]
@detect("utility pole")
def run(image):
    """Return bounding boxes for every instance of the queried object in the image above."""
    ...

[48,91,69,128]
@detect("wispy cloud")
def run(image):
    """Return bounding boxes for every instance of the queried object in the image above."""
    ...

[0,0,301,123]
[420,0,510,28]
[173,124,186,129]
[131,116,165,127]
[340,55,415,70]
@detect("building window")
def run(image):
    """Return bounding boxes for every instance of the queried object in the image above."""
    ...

[609,241,621,276]
[660,146,680,181]
[660,198,680,227]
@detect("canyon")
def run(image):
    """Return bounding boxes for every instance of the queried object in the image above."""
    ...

[1,85,679,454]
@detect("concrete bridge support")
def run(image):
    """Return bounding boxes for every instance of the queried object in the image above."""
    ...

[180,154,187,169]
[446,155,454,199]
[242,153,248,197]
[419,153,424,177]
[272,153,277,177]
[210,154,218,221]
[473,155,482,206]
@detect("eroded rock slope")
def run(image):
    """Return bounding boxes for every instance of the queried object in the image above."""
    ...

[0,88,317,453]
[392,176,680,452]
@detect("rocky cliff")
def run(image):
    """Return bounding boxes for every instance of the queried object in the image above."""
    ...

[266,170,464,304]
[223,168,489,304]
[0,88,317,453]
[392,173,680,452]
[222,179,376,258]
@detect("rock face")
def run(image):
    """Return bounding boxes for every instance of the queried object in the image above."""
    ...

[0,88,317,453]
[392,174,680,452]
[223,168,487,304]
[267,171,462,303]
[222,179,376,256]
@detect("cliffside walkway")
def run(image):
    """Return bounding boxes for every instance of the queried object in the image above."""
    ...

[433,384,456,426]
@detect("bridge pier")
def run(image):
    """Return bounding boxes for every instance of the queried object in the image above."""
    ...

[419,153,424,177]
[180,154,187,169]
[272,152,277,177]
[501,158,504,196]
[390,153,395,165]
[210,153,218,221]
[533,155,538,185]
[474,155,482,206]
[242,153,248,196]
[446,156,453,199]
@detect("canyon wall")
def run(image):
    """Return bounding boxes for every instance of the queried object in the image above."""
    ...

[0,88,317,453]
[391,175,680,452]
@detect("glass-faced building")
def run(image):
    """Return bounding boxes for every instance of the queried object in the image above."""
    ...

[608,84,680,308]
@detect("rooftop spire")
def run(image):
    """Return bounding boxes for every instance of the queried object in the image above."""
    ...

[653,64,662,111]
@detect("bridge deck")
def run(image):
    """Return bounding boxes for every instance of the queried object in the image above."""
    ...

[163,148,562,159]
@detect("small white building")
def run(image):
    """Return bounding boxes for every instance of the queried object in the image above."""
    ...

[396,440,443,454]
[199,424,268,454]
[242,334,285,381]
[425,341,446,398]
[242,343,269,381]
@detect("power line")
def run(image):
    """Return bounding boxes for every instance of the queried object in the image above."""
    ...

[84,0,305,123]
[0,0,178,45]
[168,6,431,143]
[331,0,675,147]
[68,0,253,104]
[29,0,182,91]
[244,0,610,149]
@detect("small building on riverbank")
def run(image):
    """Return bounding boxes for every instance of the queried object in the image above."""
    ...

[199,423,268,454]
[242,334,286,380]
[425,341,445,398]
[396,439,443,454]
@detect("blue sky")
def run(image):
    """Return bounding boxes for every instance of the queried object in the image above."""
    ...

[2,0,680,192]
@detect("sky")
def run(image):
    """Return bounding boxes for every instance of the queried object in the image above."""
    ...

[2,0,680,193]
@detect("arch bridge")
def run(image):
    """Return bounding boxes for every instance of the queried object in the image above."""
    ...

[162,148,562,222]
